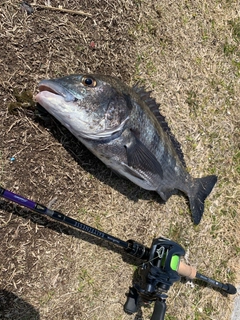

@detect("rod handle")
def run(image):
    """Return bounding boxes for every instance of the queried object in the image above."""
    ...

[177,261,197,279]
[177,262,237,294]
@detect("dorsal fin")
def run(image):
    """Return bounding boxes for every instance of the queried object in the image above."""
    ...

[132,84,186,167]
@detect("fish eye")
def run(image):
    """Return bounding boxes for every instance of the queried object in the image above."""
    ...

[82,76,97,87]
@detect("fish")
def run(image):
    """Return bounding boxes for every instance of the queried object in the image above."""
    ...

[35,74,217,224]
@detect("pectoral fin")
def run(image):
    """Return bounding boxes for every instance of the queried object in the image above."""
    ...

[125,133,163,179]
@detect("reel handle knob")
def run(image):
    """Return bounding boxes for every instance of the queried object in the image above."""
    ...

[150,299,166,320]
[124,287,138,314]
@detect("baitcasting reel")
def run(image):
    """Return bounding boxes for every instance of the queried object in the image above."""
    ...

[124,237,185,320]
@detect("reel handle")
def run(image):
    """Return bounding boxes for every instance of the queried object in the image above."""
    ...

[124,287,138,314]
[151,300,166,320]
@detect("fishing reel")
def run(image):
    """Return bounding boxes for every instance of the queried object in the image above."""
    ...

[124,237,185,320]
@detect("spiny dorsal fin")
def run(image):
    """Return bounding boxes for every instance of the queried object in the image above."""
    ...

[132,84,186,167]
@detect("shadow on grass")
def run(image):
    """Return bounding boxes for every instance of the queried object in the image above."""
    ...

[0,290,40,320]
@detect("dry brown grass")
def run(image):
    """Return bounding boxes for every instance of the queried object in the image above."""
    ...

[0,1,239,320]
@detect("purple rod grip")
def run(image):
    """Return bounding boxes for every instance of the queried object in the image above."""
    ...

[1,188,36,210]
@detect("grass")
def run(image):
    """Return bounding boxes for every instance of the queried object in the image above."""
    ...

[233,151,240,174]
[0,1,239,320]
[131,2,239,319]
[0,152,3,183]
[228,18,240,42]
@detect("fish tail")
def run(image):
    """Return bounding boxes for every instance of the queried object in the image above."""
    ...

[189,175,217,225]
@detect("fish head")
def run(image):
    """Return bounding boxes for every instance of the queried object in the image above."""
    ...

[35,74,131,140]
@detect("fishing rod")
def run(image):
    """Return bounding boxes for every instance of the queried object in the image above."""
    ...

[0,186,236,320]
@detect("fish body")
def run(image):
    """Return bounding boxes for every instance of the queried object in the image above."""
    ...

[35,74,217,224]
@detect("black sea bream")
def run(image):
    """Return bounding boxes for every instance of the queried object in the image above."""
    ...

[35,74,217,224]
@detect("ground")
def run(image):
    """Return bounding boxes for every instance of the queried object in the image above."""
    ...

[0,1,239,320]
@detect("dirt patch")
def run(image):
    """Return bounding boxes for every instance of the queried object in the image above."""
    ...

[0,1,239,320]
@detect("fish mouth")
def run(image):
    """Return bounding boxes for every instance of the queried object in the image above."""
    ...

[37,79,76,102]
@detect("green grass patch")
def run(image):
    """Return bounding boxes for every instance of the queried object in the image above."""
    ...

[233,151,240,174]
[165,315,178,320]
[39,290,55,305]
[228,18,240,42]
[77,268,95,292]
[223,42,238,56]
[232,59,240,76]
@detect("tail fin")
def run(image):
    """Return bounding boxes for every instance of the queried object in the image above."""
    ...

[189,175,217,225]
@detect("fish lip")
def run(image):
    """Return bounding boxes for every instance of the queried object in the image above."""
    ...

[38,79,76,102]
